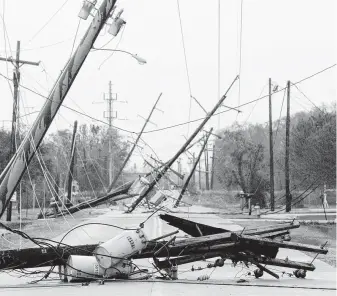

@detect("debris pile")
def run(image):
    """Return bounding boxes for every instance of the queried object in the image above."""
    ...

[0,214,328,283]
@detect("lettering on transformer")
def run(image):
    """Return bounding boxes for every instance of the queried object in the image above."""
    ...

[127,236,135,249]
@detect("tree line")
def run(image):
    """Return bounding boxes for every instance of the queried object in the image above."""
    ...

[213,104,336,208]
[0,124,128,211]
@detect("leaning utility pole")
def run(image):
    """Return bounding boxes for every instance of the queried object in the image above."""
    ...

[0,41,40,221]
[107,93,162,192]
[285,81,291,212]
[66,121,78,207]
[174,128,213,207]
[269,78,275,211]
[0,0,118,218]
[126,75,239,213]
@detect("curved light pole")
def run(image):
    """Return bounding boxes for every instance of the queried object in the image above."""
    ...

[92,47,147,64]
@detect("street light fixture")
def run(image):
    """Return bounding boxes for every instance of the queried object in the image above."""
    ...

[92,47,147,64]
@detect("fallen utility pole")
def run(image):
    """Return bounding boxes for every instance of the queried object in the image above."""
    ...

[0,41,40,221]
[174,128,213,207]
[0,0,118,218]
[44,159,168,218]
[285,80,291,212]
[231,233,328,254]
[44,181,133,218]
[2,214,327,277]
[126,75,239,213]
[66,121,78,207]
[107,93,162,192]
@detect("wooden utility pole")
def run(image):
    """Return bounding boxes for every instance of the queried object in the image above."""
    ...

[210,144,215,190]
[174,128,213,207]
[285,81,291,212]
[0,0,117,219]
[269,78,275,211]
[43,180,46,213]
[107,93,162,192]
[0,41,40,221]
[191,153,196,190]
[177,158,182,186]
[66,121,78,207]
[198,159,202,190]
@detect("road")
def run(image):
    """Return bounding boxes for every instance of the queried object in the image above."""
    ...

[0,206,335,295]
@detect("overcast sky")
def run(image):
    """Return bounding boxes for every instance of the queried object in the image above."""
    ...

[0,0,336,172]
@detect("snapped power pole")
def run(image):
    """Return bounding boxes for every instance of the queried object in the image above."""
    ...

[0,0,118,218]
[174,128,213,207]
[269,78,275,211]
[285,81,291,212]
[0,41,40,221]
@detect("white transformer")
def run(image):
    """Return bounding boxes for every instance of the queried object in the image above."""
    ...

[66,255,134,282]
[94,229,148,269]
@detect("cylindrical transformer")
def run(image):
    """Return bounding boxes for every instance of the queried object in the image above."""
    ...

[66,255,134,282]
[94,229,148,269]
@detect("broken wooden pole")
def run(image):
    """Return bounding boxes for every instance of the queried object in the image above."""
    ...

[231,233,328,254]
[174,128,213,207]
[44,181,133,217]
[107,93,162,192]
[126,75,239,213]
[224,253,315,271]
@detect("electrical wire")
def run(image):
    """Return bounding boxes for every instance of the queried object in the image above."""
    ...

[176,0,193,137]
[236,0,244,121]
[98,25,126,69]
[0,64,335,136]
[28,0,71,43]
[69,19,81,59]
[291,83,325,114]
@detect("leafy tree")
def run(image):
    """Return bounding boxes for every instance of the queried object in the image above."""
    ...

[216,124,269,207]
[290,106,336,187]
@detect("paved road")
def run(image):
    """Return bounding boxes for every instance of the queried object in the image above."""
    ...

[0,207,335,295]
